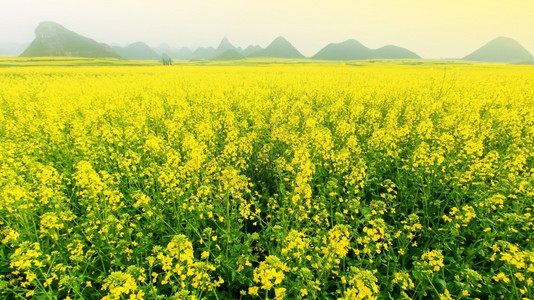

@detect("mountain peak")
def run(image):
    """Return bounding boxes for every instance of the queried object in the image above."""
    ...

[463,36,533,62]
[36,21,64,30]
[129,41,149,47]
[491,36,519,43]
[21,21,120,58]
[34,21,70,38]
[36,21,67,29]
[217,37,234,50]
[241,45,263,56]
[113,42,161,60]
[246,36,304,58]
[341,39,366,47]
[212,37,236,59]
[270,36,292,47]
[312,39,370,60]
[312,39,419,60]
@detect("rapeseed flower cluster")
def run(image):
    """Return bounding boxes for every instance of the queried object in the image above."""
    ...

[0,64,533,298]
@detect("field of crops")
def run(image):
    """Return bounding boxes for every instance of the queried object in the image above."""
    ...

[1,64,533,299]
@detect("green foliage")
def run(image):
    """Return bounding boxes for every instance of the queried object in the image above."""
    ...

[161,54,172,65]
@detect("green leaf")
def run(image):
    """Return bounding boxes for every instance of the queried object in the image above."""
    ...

[433,278,447,291]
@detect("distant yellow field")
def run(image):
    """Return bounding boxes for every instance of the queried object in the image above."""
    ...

[1,64,533,299]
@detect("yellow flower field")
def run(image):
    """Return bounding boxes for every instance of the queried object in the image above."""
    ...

[1,64,533,299]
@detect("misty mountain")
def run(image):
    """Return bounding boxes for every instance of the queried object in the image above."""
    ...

[213,49,245,61]
[153,43,172,55]
[153,44,193,59]
[248,36,305,58]
[169,47,193,60]
[18,21,534,63]
[312,39,371,60]
[187,46,215,60]
[373,45,420,59]
[185,38,239,60]
[462,37,533,62]
[164,47,191,60]
[0,43,29,56]
[20,21,120,58]
[241,45,263,57]
[312,39,420,60]
[212,37,236,58]
[112,42,161,60]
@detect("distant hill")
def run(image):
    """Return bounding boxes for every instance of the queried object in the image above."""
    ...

[312,39,420,60]
[113,42,161,60]
[152,44,190,59]
[153,43,172,55]
[20,21,120,58]
[248,36,304,58]
[186,38,239,60]
[213,49,245,61]
[462,37,533,62]
[169,47,193,60]
[312,39,371,60]
[188,47,215,60]
[212,37,236,58]
[28,22,534,62]
[374,45,420,59]
[0,43,29,56]
[241,45,263,57]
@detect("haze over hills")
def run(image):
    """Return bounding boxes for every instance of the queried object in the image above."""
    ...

[312,39,420,60]
[462,37,533,62]
[20,21,120,58]
[374,45,420,59]
[186,38,241,60]
[248,36,305,59]
[112,42,161,60]
[214,49,245,61]
[312,39,371,60]
[242,45,264,57]
[14,21,534,63]
[0,43,29,56]
[212,37,236,58]
[153,43,172,55]
[153,43,194,59]
[154,46,193,60]
[188,46,216,60]
[171,47,193,60]
[185,36,304,60]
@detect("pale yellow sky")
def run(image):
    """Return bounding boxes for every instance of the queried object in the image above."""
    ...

[1,0,533,58]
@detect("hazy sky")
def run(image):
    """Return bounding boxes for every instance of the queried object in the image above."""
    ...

[1,0,533,58]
